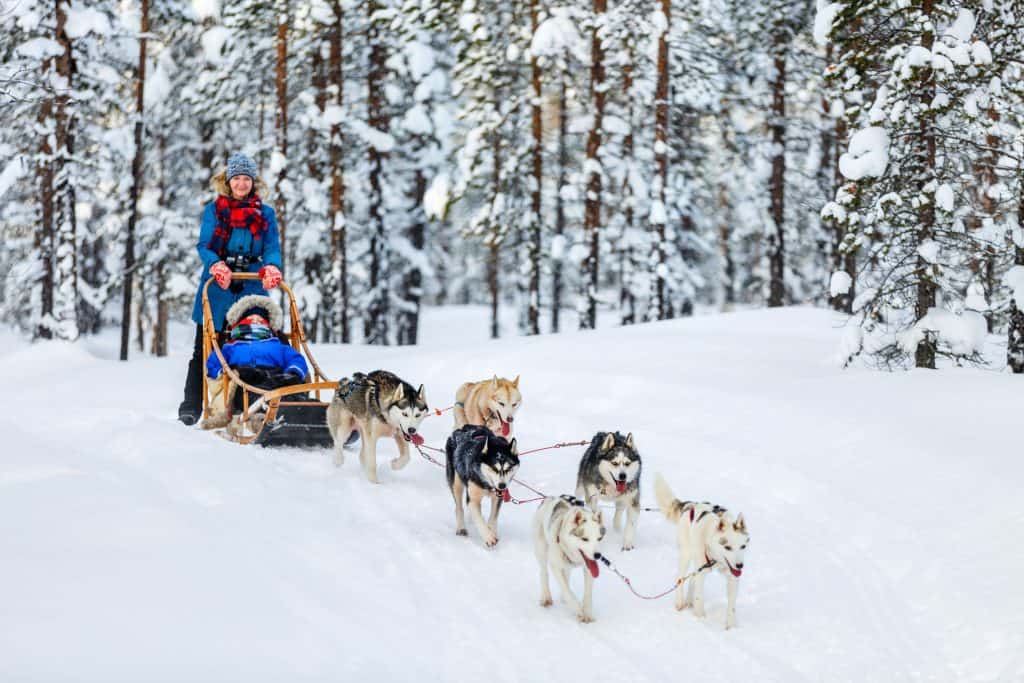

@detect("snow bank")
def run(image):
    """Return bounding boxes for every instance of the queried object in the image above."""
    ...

[900,307,987,356]
[838,126,888,180]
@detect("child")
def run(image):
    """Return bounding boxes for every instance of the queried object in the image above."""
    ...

[203,295,308,429]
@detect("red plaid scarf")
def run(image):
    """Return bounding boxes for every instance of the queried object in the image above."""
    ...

[208,194,267,258]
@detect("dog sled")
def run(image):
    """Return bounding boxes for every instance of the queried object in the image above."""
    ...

[201,273,335,447]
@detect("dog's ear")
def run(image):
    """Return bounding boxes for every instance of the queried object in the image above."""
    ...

[512,375,520,388]
[508,438,518,456]
[491,374,498,388]
[601,433,615,452]
[417,384,426,403]
[480,436,489,454]
[393,383,405,401]
[574,510,584,526]
[594,509,603,526]
[734,514,746,533]
[625,432,635,450]
[717,518,727,532]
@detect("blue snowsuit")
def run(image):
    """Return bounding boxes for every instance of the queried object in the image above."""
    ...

[206,337,309,381]
[190,201,282,331]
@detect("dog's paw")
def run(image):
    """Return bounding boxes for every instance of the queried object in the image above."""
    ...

[456,529,468,537]
[332,452,345,467]
[621,542,634,552]
[577,612,594,624]
[483,531,498,547]
[540,597,552,608]
[675,600,688,612]
[693,608,706,619]
[390,456,409,471]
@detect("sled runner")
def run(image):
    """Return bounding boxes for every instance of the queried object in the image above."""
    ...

[201,273,335,447]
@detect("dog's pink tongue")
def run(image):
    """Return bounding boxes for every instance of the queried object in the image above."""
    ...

[730,566,742,577]
[409,433,424,446]
[615,481,627,493]
[501,489,511,502]
[501,421,510,437]
[581,553,600,578]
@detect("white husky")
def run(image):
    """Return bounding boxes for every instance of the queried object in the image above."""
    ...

[532,496,606,623]
[654,474,750,629]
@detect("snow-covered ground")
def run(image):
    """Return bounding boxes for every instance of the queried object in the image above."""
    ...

[1,307,1021,682]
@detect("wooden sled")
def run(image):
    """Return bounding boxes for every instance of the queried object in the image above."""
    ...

[201,272,335,447]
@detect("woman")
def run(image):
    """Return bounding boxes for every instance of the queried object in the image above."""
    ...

[178,153,283,425]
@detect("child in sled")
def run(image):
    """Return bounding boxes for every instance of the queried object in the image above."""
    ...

[202,294,309,431]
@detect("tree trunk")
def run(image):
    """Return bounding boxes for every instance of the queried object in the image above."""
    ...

[364,0,389,345]
[120,0,147,360]
[53,0,78,340]
[527,0,543,336]
[767,37,786,308]
[275,1,289,276]
[489,127,502,340]
[35,49,56,341]
[551,76,567,334]
[581,0,607,330]
[650,0,670,321]
[619,49,636,326]
[914,0,937,369]
[397,171,426,346]
[328,0,349,343]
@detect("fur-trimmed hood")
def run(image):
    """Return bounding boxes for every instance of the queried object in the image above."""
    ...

[225,294,284,331]
[210,170,271,199]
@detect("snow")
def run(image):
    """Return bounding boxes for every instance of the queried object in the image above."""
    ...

[0,156,27,201]
[1005,265,1024,304]
[900,307,988,356]
[65,5,112,39]
[917,239,940,264]
[813,2,841,46]
[531,10,582,58]
[191,0,221,20]
[201,26,231,66]
[1,308,1022,681]
[934,184,954,212]
[423,173,450,220]
[944,9,975,43]
[971,41,992,66]
[829,270,852,297]
[16,37,65,60]
[349,120,396,153]
[838,127,889,180]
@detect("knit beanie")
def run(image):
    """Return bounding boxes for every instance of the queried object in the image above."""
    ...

[226,153,258,181]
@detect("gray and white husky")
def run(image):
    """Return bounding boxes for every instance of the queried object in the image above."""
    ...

[445,424,519,547]
[575,431,642,551]
[532,495,606,623]
[327,370,428,483]
[654,473,750,629]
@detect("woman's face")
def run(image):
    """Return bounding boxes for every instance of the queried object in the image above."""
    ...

[229,174,253,199]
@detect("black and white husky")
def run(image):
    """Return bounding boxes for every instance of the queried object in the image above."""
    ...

[654,473,750,629]
[575,431,642,550]
[532,495,606,623]
[445,424,520,547]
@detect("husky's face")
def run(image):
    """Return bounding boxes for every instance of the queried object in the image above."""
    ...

[596,432,640,494]
[566,507,606,576]
[709,515,750,578]
[486,375,522,427]
[385,383,429,438]
[478,437,520,498]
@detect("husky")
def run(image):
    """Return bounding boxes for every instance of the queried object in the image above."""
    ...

[445,425,520,547]
[532,495,606,623]
[575,431,641,551]
[453,375,522,438]
[654,473,750,629]
[327,370,428,483]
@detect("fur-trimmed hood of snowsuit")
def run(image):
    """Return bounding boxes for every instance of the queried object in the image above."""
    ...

[225,294,284,331]
[210,170,271,199]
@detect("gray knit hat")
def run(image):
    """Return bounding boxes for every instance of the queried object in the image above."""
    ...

[226,153,258,181]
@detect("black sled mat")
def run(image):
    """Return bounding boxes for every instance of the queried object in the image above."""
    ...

[254,402,333,449]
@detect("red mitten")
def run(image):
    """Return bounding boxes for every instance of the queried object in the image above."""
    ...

[260,264,282,290]
[209,261,232,289]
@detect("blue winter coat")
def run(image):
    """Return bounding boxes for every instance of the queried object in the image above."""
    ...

[206,337,309,380]
[190,200,282,330]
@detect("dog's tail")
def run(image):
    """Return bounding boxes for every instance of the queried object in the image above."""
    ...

[654,473,685,522]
